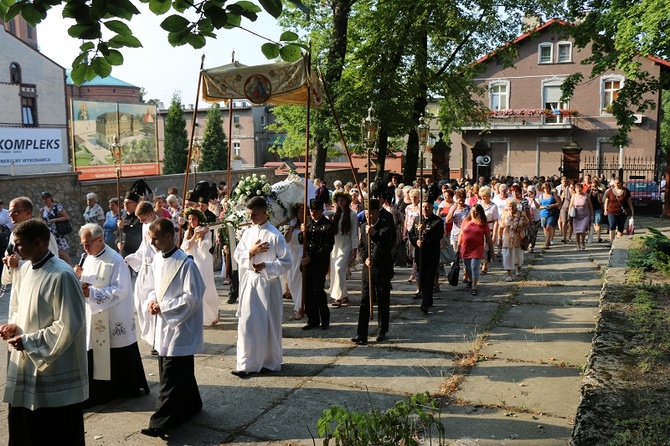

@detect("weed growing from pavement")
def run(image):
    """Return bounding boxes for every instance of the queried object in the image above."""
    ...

[608,416,670,446]
[314,391,446,445]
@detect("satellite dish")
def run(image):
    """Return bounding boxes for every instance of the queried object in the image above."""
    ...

[476,155,484,164]
[482,155,491,165]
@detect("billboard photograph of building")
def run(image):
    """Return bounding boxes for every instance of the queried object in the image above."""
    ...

[71,99,159,180]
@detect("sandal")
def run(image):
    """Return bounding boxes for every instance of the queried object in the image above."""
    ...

[340,297,351,307]
[504,276,514,282]
[283,291,292,300]
[331,299,342,307]
[294,309,305,320]
[471,289,478,296]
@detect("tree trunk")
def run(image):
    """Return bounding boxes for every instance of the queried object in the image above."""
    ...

[311,137,327,181]
[375,126,389,182]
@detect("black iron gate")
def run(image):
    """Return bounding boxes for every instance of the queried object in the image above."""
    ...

[582,155,662,214]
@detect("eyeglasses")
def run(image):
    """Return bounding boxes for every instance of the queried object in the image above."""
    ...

[9,209,28,214]
[82,237,102,248]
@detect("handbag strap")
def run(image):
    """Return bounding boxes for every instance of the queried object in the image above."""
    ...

[612,189,627,212]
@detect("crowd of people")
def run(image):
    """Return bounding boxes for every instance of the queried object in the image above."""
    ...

[0,171,637,443]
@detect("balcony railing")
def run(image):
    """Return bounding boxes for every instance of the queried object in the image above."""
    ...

[461,109,578,130]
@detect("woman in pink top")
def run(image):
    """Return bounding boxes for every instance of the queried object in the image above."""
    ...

[458,204,494,295]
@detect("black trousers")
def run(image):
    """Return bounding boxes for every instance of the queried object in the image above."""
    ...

[85,342,149,407]
[149,355,202,431]
[357,266,391,338]
[9,402,84,446]
[304,261,330,327]
[416,250,439,310]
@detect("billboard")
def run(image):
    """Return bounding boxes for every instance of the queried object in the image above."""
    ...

[71,100,159,180]
[0,128,64,165]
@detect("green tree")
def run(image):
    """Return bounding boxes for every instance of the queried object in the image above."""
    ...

[163,93,188,175]
[562,0,670,147]
[0,0,307,83]
[199,104,228,171]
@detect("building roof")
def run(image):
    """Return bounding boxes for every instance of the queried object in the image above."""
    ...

[476,18,670,68]
[65,69,138,88]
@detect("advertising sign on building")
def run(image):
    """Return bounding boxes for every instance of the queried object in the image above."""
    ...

[0,128,64,166]
[71,100,159,180]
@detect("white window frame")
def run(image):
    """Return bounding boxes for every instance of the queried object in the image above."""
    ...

[489,80,510,111]
[538,43,553,64]
[233,114,240,125]
[601,75,624,114]
[542,79,569,124]
[233,140,241,157]
[556,41,572,63]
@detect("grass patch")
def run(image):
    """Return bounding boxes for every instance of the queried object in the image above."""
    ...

[629,228,670,277]
[608,416,670,446]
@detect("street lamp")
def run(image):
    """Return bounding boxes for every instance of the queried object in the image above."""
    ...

[417,114,429,207]
[360,103,379,320]
[110,136,122,239]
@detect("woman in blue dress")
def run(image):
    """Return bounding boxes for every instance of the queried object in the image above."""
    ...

[103,197,122,251]
[538,182,562,248]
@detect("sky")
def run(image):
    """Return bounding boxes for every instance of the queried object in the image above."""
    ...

[37,3,284,108]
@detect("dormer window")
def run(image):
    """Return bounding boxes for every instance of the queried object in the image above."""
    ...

[557,42,572,63]
[538,43,553,64]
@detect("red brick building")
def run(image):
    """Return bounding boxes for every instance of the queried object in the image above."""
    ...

[65,70,141,104]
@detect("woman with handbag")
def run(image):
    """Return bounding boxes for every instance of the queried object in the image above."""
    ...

[603,178,634,246]
[457,204,494,296]
[40,191,74,266]
[538,182,562,248]
[500,197,529,281]
[568,185,593,251]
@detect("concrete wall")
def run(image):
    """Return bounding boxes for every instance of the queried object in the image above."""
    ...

[0,167,280,258]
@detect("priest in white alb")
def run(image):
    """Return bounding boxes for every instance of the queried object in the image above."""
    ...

[232,196,291,377]
[1,219,88,445]
[75,223,149,407]
[139,218,205,439]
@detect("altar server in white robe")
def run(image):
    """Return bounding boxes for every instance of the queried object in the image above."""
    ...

[1,219,88,446]
[124,201,159,344]
[232,196,291,377]
[139,218,205,439]
[75,223,149,407]
[180,207,222,326]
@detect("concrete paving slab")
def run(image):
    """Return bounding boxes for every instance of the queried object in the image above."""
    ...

[440,405,573,445]
[454,360,583,418]
[497,304,598,332]
[512,285,600,306]
[482,327,594,366]
[313,346,455,394]
[247,381,404,444]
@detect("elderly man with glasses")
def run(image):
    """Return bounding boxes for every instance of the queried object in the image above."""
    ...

[2,197,58,292]
[74,223,149,408]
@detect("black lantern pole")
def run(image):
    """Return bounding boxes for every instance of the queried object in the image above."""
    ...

[361,103,380,321]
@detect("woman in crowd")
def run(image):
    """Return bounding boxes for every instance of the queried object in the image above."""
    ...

[539,182,561,248]
[467,184,480,207]
[525,186,542,252]
[558,177,573,243]
[350,188,365,214]
[180,208,221,326]
[166,194,182,243]
[446,188,471,284]
[589,178,605,243]
[458,204,494,295]
[83,192,105,226]
[603,178,634,246]
[568,184,593,251]
[103,197,122,250]
[153,195,172,219]
[283,202,305,319]
[477,186,498,274]
[403,188,421,282]
[40,191,74,266]
[500,197,529,281]
[330,191,358,307]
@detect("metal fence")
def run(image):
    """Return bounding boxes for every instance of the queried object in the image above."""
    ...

[582,155,662,214]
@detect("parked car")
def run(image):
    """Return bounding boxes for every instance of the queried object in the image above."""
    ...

[626,180,661,214]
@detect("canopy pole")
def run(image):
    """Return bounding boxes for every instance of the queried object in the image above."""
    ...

[301,50,312,316]
[226,52,235,201]
[317,67,358,186]
[181,54,205,242]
